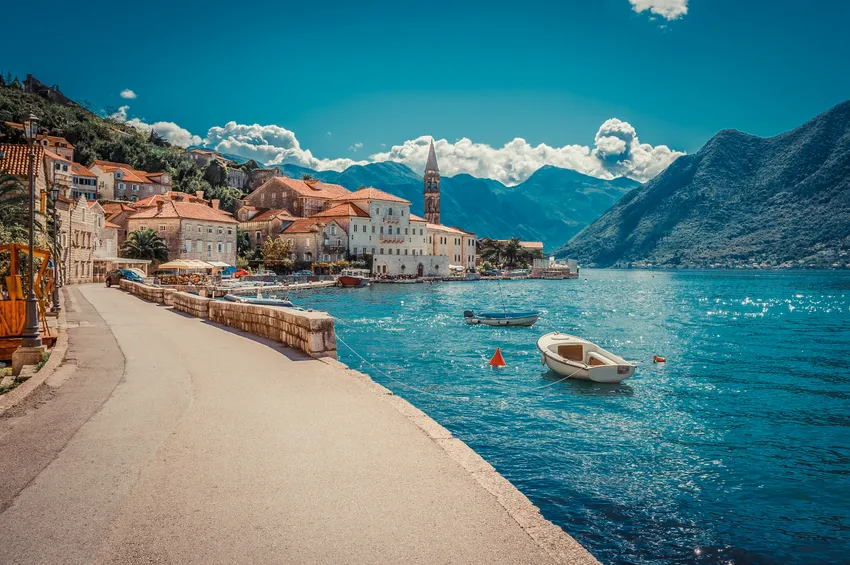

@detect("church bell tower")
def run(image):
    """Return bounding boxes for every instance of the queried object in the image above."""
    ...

[424,139,440,225]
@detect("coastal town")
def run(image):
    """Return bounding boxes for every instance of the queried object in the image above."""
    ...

[0,79,570,288]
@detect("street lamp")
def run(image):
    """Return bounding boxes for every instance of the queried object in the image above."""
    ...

[20,114,43,349]
[49,185,61,313]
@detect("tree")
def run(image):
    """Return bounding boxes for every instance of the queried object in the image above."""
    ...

[479,239,504,267]
[203,161,228,187]
[301,173,313,181]
[236,229,251,258]
[121,228,168,262]
[502,238,524,269]
[262,236,294,272]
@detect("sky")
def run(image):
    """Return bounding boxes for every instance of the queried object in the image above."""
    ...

[4,0,850,185]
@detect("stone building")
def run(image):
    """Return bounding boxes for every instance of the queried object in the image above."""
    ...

[127,198,238,266]
[70,162,98,200]
[326,187,447,277]
[37,135,74,161]
[0,143,48,220]
[89,160,172,201]
[280,218,348,263]
[237,207,297,249]
[242,176,350,217]
[101,202,136,244]
[226,167,248,190]
[55,197,106,285]
[427,224,477,271]
[246,167,281,191]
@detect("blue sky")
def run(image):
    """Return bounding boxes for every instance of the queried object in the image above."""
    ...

[4,0,849,184]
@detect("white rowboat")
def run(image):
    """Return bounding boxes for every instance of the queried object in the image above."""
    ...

[536,332,636,383]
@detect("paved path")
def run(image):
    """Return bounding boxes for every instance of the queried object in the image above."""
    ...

[0,285,564,564]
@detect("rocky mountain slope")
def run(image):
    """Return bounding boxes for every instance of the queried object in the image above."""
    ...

[556,100,850,268]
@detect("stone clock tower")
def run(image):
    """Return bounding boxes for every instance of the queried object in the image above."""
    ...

[424,139,440,224]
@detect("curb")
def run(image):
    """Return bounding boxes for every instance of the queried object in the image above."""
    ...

[319,356,602,565]
[0,291,70,417]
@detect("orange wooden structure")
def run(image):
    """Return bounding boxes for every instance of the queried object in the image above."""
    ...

[0,243,56,360]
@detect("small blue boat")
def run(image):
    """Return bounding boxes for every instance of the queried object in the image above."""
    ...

[463,310,540,327]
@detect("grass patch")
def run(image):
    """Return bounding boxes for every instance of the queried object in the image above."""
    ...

[35,351,51,372]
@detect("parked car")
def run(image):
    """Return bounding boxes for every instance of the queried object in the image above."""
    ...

[105,269,144,287]
[233,269,249,278]
[293,270,313,277]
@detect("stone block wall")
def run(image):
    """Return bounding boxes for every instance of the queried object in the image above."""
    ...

[117,282,336,359]
[209,301,336,359]
[171,292,211,318]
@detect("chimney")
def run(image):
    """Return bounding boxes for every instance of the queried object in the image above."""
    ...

[156,200,164,214]
[195,190,204,200]
[211,199,220,210]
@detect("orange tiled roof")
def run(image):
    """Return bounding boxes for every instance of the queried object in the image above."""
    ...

[249,208,297,223]
[38,135,74,149]
[260,176,351,200]
[104,220,121,229]
[333,186,410,204]
[0,143,45,177]
[409,213,427,222]
[312,202,370,218]
[129,200,237,224]
[44,149,72,163]
[71,162,97,178]
[101,202,135,216]
[282,218,323,234]
[427,223,470,235]
[134,191,206,207]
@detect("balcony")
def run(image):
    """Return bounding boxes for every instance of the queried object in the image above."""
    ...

[382,216,400,224]
[379,233,405,243]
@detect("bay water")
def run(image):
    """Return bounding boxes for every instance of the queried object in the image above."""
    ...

[287,270,850,565]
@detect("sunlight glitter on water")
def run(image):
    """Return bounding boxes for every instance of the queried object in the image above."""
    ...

[287,270,850,565]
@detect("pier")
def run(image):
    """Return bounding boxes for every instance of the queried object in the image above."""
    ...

[0,284,599,565]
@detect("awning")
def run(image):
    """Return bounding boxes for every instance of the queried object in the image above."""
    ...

[157,259,214,271]
[206,261,232,268]
[93,257,152,265]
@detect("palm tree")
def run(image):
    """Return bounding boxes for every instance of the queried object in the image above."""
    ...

[0,168,31,229]
[479,239,504,267]
[121,228,168,262]
[502,238,524,269]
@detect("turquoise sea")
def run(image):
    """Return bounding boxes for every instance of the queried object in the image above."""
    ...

[287,270,850,565]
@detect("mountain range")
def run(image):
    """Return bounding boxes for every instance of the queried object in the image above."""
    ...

[275,162,638,250]
[556,100,850,268]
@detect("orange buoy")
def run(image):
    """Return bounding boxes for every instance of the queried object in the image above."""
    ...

[653,355,666,363]
[489,347,507,367]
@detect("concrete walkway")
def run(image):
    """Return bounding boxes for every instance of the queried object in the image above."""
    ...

[0,285,587,565]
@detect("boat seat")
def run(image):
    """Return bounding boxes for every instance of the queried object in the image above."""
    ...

[557,344,584,362]
[587,351,615,366]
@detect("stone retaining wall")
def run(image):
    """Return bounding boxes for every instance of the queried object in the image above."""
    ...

[118,283,337,359]
[209,301,336,359]
[171,291,211,319]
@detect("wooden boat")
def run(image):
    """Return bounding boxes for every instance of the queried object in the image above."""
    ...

[537,332,635,383]
[338,268,371,288]
[222,294,295,308]
[463,310,540,327]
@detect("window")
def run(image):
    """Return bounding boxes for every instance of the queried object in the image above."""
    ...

[208,227,213,234]
[353,224,358,232]
[148,186,153,193]
[396,249,400,255]
[404,249,408,255]
[207,244,212,258]
[139,224,147,231]
[197,226,202,233]
[184,240,192,253]
[255,231,261,241]
[371,247,376,254]
[62,164,68,172]
[196,240,202,252]
[119,183,125,190]
[217,242,223,253]
[372,226,375,234]
[226,242,232,253]
[217,227,223,235]
[227,228,232,235]
[405,228,408,235]
[158,224,166,232]
[388,208,393,216]
[380,227,384,234]
[376,207,380,215]
[330,225,336,235]
[353,247,358,255]
[380,248,384,255]
[132,184,139,191]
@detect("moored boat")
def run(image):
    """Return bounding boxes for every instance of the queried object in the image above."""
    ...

[463,310,540,327]
[338,268,371,288]
[537,332,635,383]
[222,294,295,308]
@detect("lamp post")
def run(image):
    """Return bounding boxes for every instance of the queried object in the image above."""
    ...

[50,185,61,313]
[20,114,43,349]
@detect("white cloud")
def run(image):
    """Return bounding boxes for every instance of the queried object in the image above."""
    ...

[369,120,684,185]
[120,89,137,99]
[110,105,201,148]
[349,142,364,152]
[202,122,365,171]
[629,0,688,20]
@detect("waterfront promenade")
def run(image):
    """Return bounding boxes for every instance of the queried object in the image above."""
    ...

[0,285,596,564]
